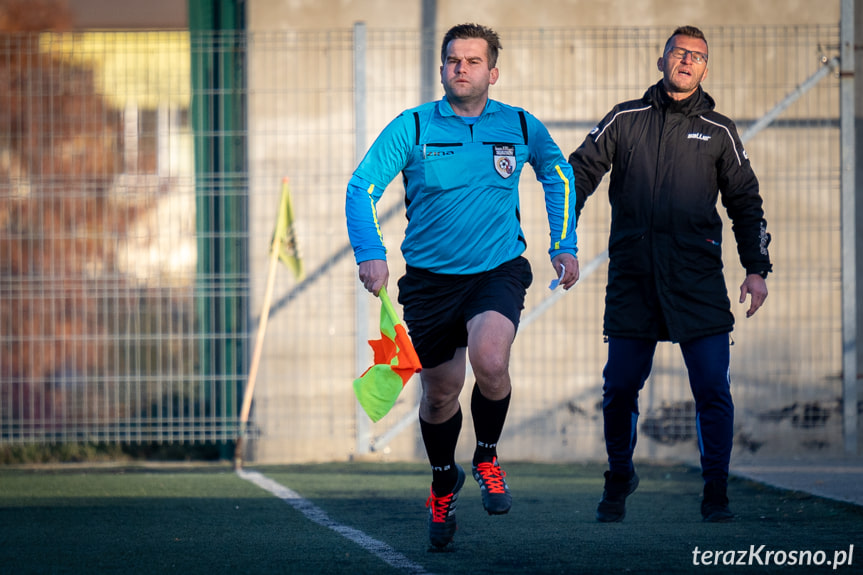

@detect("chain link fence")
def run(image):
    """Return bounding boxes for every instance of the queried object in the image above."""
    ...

[1,25,855,466]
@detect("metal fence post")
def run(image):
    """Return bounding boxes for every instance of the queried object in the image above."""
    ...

[353,21,371,456]
[840,0,858,456]
[420,0,437,105]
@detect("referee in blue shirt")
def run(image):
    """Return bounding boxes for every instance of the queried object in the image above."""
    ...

[346,23,579,549]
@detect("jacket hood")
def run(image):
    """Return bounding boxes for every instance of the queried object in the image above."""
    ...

[643,80,715,116]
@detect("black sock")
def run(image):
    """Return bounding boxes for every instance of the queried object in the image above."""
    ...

[420,408,462,495]
[471,383,511,466]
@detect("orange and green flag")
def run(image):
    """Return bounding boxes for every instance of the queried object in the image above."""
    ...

[353,287,422,422]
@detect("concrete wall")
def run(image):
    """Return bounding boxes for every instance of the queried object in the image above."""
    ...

[240,1,849,464]
[248,0,839,31]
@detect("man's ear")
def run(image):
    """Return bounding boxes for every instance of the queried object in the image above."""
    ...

[657,57,664,72]
[489,67,499,85]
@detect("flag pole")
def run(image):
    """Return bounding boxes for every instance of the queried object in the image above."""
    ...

[233,179,288,470]
[378,286,400,326]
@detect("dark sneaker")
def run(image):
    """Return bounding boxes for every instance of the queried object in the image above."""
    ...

[472,456,511,515]
[426,464,465,548]
[702,479,734,522]
[596,470,639,522]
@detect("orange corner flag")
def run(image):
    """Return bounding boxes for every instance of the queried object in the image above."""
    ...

[353,287,422,422]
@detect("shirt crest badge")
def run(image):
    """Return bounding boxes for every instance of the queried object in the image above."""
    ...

[493,145,516,178]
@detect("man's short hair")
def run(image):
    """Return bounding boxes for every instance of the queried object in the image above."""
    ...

[663,25,708,55]
[440,23,502,69]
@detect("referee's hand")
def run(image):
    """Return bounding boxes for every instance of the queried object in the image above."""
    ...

[358,259,389,296]
[552,253,579,290]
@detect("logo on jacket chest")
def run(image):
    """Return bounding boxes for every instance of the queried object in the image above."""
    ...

[493,144,516,178]
[687,132,712,142]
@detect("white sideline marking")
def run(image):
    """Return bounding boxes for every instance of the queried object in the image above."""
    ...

[237,469,433,575]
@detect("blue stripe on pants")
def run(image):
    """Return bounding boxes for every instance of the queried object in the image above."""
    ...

[681,333,733,483]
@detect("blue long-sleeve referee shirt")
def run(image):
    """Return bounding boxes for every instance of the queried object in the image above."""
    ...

[345,96,577,275]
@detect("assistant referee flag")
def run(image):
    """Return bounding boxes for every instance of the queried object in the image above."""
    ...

[353,287,422,422]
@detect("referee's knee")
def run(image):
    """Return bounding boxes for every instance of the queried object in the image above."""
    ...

[472,373,511,401]
[421,386,462,415]
[473,358,509,381]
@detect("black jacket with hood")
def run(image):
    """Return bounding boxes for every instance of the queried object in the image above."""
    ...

[568,80,772,343]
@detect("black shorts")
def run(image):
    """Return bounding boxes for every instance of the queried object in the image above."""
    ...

[397,256,533,369]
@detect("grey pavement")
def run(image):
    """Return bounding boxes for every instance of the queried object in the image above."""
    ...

[731,457,863,507]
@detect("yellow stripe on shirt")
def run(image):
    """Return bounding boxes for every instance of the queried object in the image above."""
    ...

[554,164,572,250]
[367,183,387,251]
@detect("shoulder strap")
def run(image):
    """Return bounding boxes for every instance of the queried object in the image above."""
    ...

[518,110,528,145]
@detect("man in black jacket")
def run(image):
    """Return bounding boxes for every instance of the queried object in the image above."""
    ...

[568,25,772,523]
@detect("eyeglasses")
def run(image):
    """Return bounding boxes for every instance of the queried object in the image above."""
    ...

[666,46,708,64]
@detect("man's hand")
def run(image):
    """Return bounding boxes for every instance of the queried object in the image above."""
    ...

[552,253,580,290]
[739,273,768,318]
[358,259,389,296]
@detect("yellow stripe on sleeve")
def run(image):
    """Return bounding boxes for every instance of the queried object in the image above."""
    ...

[554,164,572,250]
[368,183,386,250]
